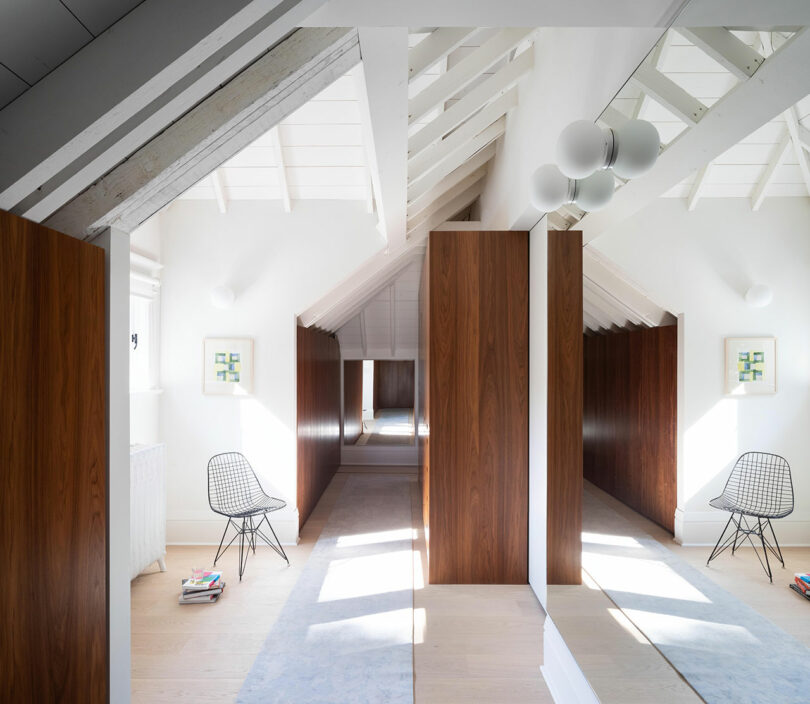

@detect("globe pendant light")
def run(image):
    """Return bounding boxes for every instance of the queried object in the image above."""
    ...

[573,170,615,212]
[529,164,575,212]
[556,120,610,179]
[610,119,660,179]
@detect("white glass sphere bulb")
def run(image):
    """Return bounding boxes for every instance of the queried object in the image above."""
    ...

[745,284,773,308]
[611,119,660,179]
[573,170,615,212]
[556,120,608,179]
[530,164,574,212]
[210,285,236,309]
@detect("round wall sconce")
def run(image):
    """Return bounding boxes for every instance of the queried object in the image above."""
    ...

[745,284,773,308]
[211,285,236,309]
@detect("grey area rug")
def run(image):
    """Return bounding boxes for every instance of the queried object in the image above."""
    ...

[583,492,810,704]
[238,474,414,704]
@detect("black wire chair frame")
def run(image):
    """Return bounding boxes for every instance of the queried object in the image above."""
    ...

[207,452,290,580]
[706,451,793,582]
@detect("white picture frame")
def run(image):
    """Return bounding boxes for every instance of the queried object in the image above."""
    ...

[724,337,776,396]
[203,338,254,395]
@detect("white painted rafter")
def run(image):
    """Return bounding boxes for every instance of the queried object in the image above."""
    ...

[270,126,291,212]
[784,106,810,198]
[408,28,533,125]
[407,166,487,229]
[409,47,532,158]
[687,162,712,211]
[751,130,791,211]
[630,64,708,126]
[210,170,228,214]
[389,284,396,356]
[408,27,476,83]
[678,27,764,80]
[632,30,671,120]
[359,310,368,357]
[406,180,484,242]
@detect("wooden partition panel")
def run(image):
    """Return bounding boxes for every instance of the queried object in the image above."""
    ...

[418,247,431,536]
[373,360,414,410]
[547,230,583,586]
[0,210,107,702]
[343,360,364,444]
[584,325,677,532]
[423,230,529,584]
[297,326,341,528]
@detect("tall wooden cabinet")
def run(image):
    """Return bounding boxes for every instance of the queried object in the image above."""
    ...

[418,230,529,584]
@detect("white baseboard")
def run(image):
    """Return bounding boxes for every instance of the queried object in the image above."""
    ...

[677,509,810,546]
[166,516,299,546]
[541,616,600,704]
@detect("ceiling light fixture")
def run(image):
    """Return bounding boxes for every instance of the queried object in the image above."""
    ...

[745,284,773,308]
[529,164,615,213]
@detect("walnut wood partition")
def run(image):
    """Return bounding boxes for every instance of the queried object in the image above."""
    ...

[296,326,341,528]
[584,325,677,532]
[547,230,583,586]
[0,210,107,702]
[373,360,414,410]
[343,360,364,445]
[420,230,529,584]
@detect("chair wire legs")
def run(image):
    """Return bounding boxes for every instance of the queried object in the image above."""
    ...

[706,512,785,582]
[213,513,290,581]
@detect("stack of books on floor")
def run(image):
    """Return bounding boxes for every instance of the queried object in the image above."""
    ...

[179,570,226,604]
[789,573,810,600]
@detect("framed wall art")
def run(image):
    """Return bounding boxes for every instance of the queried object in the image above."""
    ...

[203,338,254,395]
[724,337,776,395]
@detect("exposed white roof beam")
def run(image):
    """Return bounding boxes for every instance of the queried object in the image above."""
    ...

[408,87,517,182]
[210,170,228,214]
[687,162,712,211]
[406,181,484,242]
[270,126,291,212]
[583,310,605,333]
[409,48,532,158]
[359,310,368,357]
[409,27,476,83]
[1,0,328,220]
[630,64,708,126]
[784,106,810,197]
[357,28,409,251]
[407,141,495,217]
[751,130,791,211]
[580,28,810,243]
[583,298,615,331]
[796,122,810,153]
[678,27,764,80]
[408,29,533,125]
[408,166,487,229]
[633,30,671,120]
[583,280,642,327]
[45,28,359,239]
[408,119,503,203]
[389,285,396,356]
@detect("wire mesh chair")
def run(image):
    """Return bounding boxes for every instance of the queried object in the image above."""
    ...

[208,452,289,581]
[706,451,793,582]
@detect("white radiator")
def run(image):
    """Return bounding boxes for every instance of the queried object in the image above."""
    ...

[130,443,167,579]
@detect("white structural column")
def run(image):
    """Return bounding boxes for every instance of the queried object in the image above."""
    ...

[92,227,131,704]
[356,28,409,251]
[45,28,359,239]
[408,27,476,82]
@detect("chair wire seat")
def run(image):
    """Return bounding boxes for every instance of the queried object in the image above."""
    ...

[207,452,289,579]
[706,451,793,582]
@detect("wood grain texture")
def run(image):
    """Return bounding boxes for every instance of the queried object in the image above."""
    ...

[0,209,107,702]
[296,326,341,529]
[342,360,364,445]
[373,360,415,410]
[584,325,677,533]
[418,247,431,538]
[424,230,529,584]
[547,230,583,586]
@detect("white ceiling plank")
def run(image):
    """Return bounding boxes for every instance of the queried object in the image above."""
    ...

[783,106,810,197]
[408,28,533,125]
[751,130,792,210]
[408,166,487,229]
[686,162,711,211]
[678,27,764,80]
[407,141,495,217]
[583,287,632,328]
[45,28,360,239]
[582,298,615,330]
[409,47,532,158]
[270,126,291,212]
[408,118,504,202]
[408,86,516,182]
[1,0,329,221]
[630,64,708,126]
[580,28,810,243]
[406,181,484,242]
[408,27,476,83]
[583,279,643,327]
[210,170,228,213]
[357,28,409,251]
[583,310,605,333]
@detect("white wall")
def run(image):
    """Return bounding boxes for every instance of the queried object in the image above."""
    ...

[159,199,384,544]
[590,197,810,544]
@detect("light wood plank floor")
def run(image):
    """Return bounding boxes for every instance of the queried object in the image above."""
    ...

[132,469,553,703]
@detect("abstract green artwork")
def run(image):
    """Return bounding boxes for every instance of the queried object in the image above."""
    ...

[737,350,765,382]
